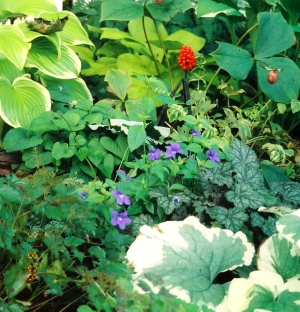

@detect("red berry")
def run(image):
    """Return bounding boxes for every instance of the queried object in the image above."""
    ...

[156,0,163,3]
[267,70,278,84]
[178,45,196,71]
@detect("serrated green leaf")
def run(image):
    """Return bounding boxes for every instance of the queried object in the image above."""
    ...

[226,184,264,209]
[262,216,277,236]
[0,184,22,203]
[201,162,234,187]
[250,212,265,227]
[3,128,43,152]
[234,165,264,189]
[149,186,178,215]
[132,214,154,236]
[271,181,300,205]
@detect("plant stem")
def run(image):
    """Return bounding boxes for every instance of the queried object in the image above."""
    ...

[236,23,258,47]
[205,67,221,94]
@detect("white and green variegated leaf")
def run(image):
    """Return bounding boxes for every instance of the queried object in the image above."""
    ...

[17,22,61,58]
[127,216,254,309]
[0,25,31,70]
[226,271,300,312]
[0,0,57,16]
[257,233,300,280]
[226,184,265,209]
[229,139,259,168]
[57,12,94,47]
[0,57,24,82]
[276,209,300,248]
[0,76,51,128]
[26,38,80,78]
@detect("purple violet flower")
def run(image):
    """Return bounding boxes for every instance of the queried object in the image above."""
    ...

[78,192,87,200]
[111,190,131,206]
[148,148,162,161]
[117,169,131,180]
[111,210,131,230]
[191,129,201,136]
[206,149,220,163]
[172,196,180,204]
[165,143,184,159]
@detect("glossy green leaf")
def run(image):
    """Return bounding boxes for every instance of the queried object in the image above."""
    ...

[26,38,80,79]
[127,216,254,308]
[128,124,146,152]
[0,25,31,70]
[256,57,300,103]
[100,134,129,160]
[211,42,254,80]
[0,57,24,83]
[105,69,131,101]
[147,0,193,22]
[0,77,51,128]
[196,0,244,18]
[254,12,294,59]
[52,142,75,160]
[101,0,144,21]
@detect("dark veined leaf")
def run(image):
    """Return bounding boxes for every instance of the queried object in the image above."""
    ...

[229,139,259,168]
[132,214,154,236]
[226,184,264,209]
[271,182,300,205]
[234,165,264,189]
[262,217,277,236]
[201,162,234,187]
[250,212,265,227]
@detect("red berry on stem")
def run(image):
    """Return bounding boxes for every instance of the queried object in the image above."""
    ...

[178,45,196,71]
[267,70,278,84]
[156,0,163,3]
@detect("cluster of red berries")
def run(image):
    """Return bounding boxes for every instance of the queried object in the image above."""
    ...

[178,45,196,71]
[155,0,163,3]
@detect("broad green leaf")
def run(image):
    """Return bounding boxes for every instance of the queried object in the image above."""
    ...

[3,128,42,152]
[196,0,244,18]
[125,98,156,122]
[101,0,144,21]
[0,57,24,83]
[0,185,22,203]
[234,165,264,189]
[279,0,300,24]
[227,271,300,312]
[81,56,117,76]
[98,153,114,178]
[211,42,254,80]
[57,12,94,47]
[1,0,57,16]
[0,25,31,70]
[100,134,129,160]
[26,38,80,79]
[105,69,131,101]
[256,57,300,103]
[291,99,300,114]
[257,233,300,280]
[276,209,300,248]
[52,142,75,160]
[29,111,60,133]
[23,147,53,168]
[77,305,95,312]
[128,125,146,152]
[0,77,51,128]
[53,112,85,131]
[226,184,264,209]
[117,53,164,76]
[147,0,193,22]
[164,29,206,52]
[271,182,300,205]
[201,162,234,187]
[127,216,254,308]
[260,162,290,188]
[254,12,294,58]
[229,139,259,168]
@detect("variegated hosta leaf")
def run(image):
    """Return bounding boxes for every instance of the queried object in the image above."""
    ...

[257,233,300,280]
[0,76,51,128]
[276,209,300,249]
[26,38,80,79]
[127,216,254,308]
[0,25,31,70]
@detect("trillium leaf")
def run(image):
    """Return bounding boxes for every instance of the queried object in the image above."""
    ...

[101,0,143,21]
[276,209,300,248]
[0,76,51,128]
[127,216,254,308]
[105,69,131,101]
[211,42,254,80]
[257,233,300,280]
[196,0,243,18]
[128,125,147,152]
[0,25,31,70]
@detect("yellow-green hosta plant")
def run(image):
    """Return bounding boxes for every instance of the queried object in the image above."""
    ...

[127,216,255,310]
[0,0,93,139]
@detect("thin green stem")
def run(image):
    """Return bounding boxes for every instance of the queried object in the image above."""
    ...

[239,91,263,109]
[114,146,130,182]
[205,67,221,94]
[153,19,173,89]
[142,16,160,77]
[236,23,258,46]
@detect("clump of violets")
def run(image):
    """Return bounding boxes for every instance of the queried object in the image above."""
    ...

[111,210,131,230]
[148,148,162,161]
[206,149,220,163]
[191,129,201,137]
[165,143,184,159]
[111,190,131,205]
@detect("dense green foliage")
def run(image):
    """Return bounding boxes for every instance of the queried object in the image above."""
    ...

[0,0,300,311]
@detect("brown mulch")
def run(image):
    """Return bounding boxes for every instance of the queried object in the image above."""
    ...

[0,150,22,176]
